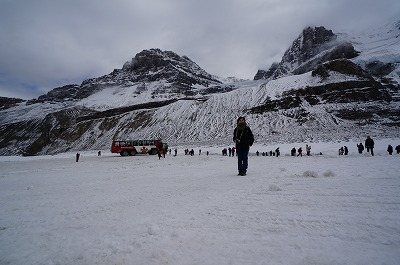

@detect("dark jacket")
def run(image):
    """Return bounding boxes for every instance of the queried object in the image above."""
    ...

[365,138,374,148]
[233,126,254,151]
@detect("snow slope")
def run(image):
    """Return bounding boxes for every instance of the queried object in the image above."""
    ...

[344,18,400,83]
[1,139,399,265]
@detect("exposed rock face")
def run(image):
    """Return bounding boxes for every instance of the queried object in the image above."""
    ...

[1,24,399,156]
[249,57,399,128]
[254,62,279,80]
[255,26,359,80]
[121,49,221,87]
[0,97,24,110]
[27,85,81,104]
[102,49,221,87]
[311,59,369,78]
[29,49,223,104]
[285,26,337,65]
[365,61,396,76]
[292,43,359,75]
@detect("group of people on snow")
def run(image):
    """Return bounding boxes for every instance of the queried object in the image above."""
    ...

[256,148,280,157]
[288,144,312,157]
[149,117,398,177]
[387,144,400,155]
[338,146,349,155]
[222,147,236,156]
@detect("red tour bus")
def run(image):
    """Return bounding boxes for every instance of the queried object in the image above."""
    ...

[111,139,165,156]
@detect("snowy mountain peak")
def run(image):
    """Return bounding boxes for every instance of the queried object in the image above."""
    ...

[123,49,196,73]
[27,49,223,105]
[0,21,399,156]
[255,26,359,80]
[118,48,221,86]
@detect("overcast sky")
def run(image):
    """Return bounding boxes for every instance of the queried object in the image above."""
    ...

[1,0,399,99]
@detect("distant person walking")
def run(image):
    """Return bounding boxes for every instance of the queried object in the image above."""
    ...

[306,144,311,156]
[357,143,364,154]
[233,116,254,176]
[396,145,400,154]
[275,147,280,157]
[297,147,303,157]
[365,136,375,156]
[387,144,393,155]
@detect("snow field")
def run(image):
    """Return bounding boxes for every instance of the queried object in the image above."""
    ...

[0,142,399,265]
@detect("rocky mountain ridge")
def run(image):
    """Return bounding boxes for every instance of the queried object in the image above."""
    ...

[26,48,224,105]
[0,21,399,156]
[254,26,360,80]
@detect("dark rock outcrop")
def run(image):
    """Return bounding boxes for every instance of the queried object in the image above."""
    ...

[254,62,279,80]
[32,49,223,103]
[255,26,360,80]
[0,97,24,110]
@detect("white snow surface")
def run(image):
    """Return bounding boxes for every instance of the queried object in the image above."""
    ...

[1,139,400,265]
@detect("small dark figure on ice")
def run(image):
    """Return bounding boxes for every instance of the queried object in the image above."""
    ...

[344,146,348,155]
[297,147,302,157]
[291,147,296,156]
[357,143,364,154]
[387,144,393,155]
[275,147,280,157]
[395,145,400,154]
[306,144,311,156]
[365,136,375,156]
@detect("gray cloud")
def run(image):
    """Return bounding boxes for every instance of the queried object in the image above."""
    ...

[1,0,399,99]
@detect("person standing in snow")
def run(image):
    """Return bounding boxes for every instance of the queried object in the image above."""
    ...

[365,136,375,156]
[291,147,296,156]
[338,147,343,155]
[344,146,349,155]
[395,145,400,154]
[233,116,254,176]
[387,144,393,155]
[157,148,162,159]
[357,143,364,154]
[306,144,311,156]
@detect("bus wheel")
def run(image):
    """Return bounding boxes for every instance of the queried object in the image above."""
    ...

[121,150,129,156]
[150,148,157,155]
[129,150,137,156]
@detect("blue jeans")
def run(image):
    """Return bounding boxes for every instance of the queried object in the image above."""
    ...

[237,149,249,174]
